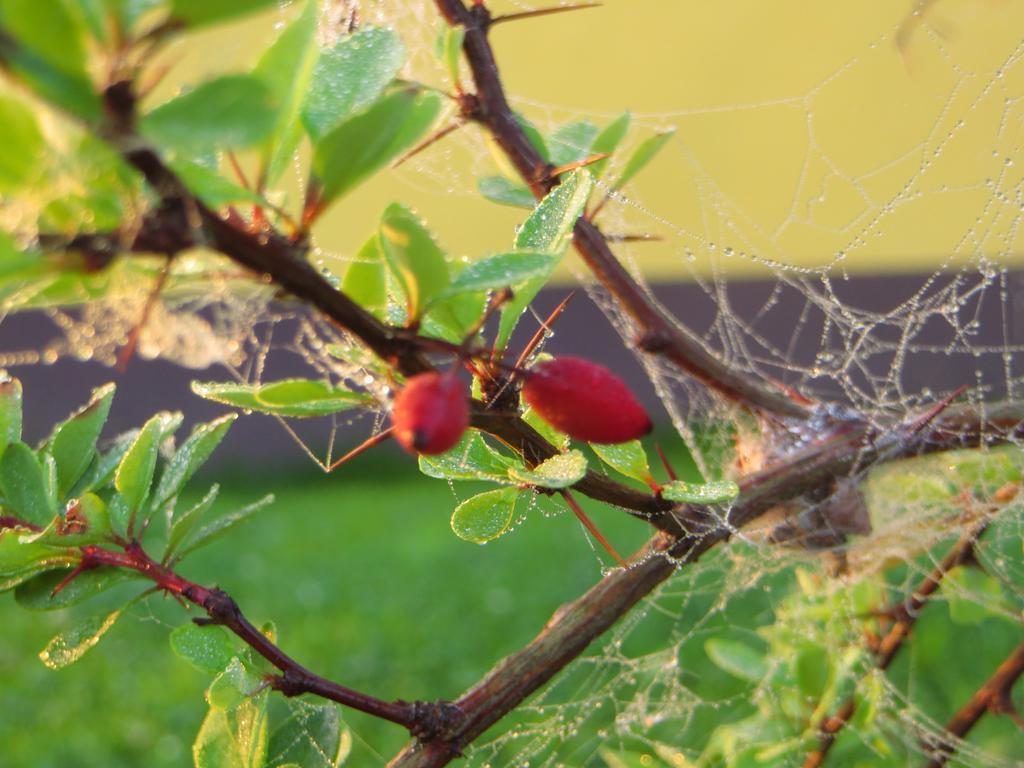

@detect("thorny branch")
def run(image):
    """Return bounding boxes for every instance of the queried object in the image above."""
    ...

[0,519,460,740]
[433,0,813,421]
[4,3,1024,766]
[42,76,683,531]
[388,402,1024,767]
[924,641,1024,767]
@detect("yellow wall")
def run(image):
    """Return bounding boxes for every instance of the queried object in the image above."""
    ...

[160,0,1024,281]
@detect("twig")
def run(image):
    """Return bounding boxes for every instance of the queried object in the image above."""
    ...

[34,539,459,739]
[432,0,813,420]
[388,403,1024,767]
[924,641,1024,768]
[804,521,990,768]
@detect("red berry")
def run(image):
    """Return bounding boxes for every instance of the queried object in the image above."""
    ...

[521,356,652,444]
[391,372,469,455]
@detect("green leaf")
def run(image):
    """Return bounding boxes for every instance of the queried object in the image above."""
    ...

[591,441,652,486]
[15,565,141,610]
[442,251,557,297]
[434,25,465,86]
[661,479,740,505]
[171,623,237,675]
[0,0,99,120]
[195,661,269,768]
[0,442,54,526]
[308,88,441,213]
[793,643,831,699]
[496,170,592,348]
[341,235,387,311]
[302,28,406,140]
[0,94,44,191]
[165,483,219,560]
[419,432,515,482]
[478,176,535,209]
[945,565,1008,625]
[705,637,768,683]
[39,607,122,669]
[612,128,675,191]
[174,494,274,560]
[47,383,115,498]
[0,373,22,461]
[508,450,587,489]
[548,120,600,168]
[169,159,262,207]
[141,74,278,154]
[191,380,372,418]
[267,701,351,768]
[170,0,277,27]
[450,487,520,544]
[206,656,263,711]
[114,413,167,519]
[589,111,631,178]
[152,415,235,509]
[253,0,319,185]
[377,203,450,319]
[514,112,549,162]
[514,169,593,252]
[523,406,569,451]
[0,527,72,577]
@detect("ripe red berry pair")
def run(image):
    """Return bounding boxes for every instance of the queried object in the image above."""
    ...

[392,356,652,455]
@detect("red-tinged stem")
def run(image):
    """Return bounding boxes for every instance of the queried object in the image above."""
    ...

[59,542,458,736]
[924,642,1024,767]
[328,427,395,472]
[511,290,575,370]
[560,489,625,566]
[655,443,678,482]
[547,152,611,179]
[0,516,40,531]
[432,0,813,420]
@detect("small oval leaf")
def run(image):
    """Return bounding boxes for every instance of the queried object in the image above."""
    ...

[450,487,520,544]
[171,623,237,675]
[508,450,588,489]
[39,608,122,669]
[661,479,740,505]
[191,379,372,418]
[591,441,652,485]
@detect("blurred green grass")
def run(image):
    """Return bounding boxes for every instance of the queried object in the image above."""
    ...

[0,445,654,768]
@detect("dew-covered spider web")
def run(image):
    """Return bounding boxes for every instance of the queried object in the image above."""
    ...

[2,1,1024,766]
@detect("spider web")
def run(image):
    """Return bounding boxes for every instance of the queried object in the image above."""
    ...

[2,1,1023,766]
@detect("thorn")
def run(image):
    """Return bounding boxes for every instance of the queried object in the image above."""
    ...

[137,57,178,101]
[50,562,92,597]
[512,291,576,372]
[491,2,601,26]
[226,150,252,190]
[392,120,465,169]
[116,260,171,372]
[655,443,678,482]
[905,384,969,435]
[547,152,611,179]
[603,232,664,243]
[560,490,625,567]
[328,427,395,472]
